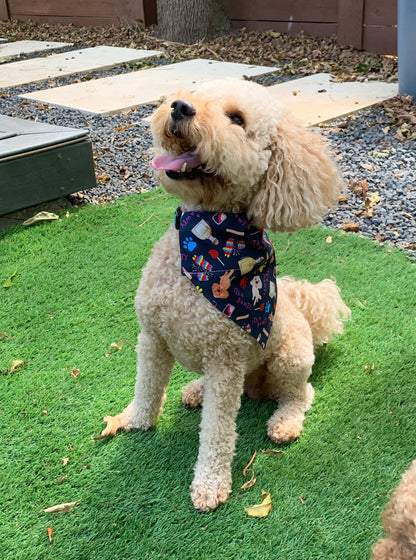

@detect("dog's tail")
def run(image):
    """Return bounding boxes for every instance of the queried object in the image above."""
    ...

[277,277,351,347]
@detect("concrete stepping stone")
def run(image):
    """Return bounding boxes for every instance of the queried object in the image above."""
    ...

[21,59,278,115]
[1,46,162,88]
[268,73,398,126]
[0,39,71,60]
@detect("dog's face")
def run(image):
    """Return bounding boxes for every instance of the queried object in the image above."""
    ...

[151,79,275,210]
[151,78,343,232]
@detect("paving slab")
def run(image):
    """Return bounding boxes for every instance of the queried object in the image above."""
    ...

[0,39,71,60]
[21,59,278,115]
[268,73,398,126]
[1,46,162,88]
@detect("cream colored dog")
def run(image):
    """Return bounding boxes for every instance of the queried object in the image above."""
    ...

[371,459,416,560]
[102,78,350,511]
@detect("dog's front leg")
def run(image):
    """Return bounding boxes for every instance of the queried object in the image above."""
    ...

[102,331,174,436]
[191,362,245,512]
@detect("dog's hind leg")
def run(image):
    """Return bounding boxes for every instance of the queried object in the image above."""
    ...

[190,361,245,511]
[101,331,174,436]
[265,319,315,444]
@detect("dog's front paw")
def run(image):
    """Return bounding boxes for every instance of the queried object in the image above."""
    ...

[190,475,231,512]
[182,378,204,408]
[267,416,303,444]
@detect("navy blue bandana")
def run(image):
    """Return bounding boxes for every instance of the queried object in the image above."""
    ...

[176,208,277,348]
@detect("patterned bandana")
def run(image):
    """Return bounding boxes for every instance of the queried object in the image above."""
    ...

[176,208,277,348]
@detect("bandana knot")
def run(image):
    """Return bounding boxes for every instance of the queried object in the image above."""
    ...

[177,208,277,348]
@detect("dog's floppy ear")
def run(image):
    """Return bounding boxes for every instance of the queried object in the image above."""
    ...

[248,111,343,233]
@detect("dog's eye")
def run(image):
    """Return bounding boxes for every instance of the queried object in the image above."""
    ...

[227,112,245,127]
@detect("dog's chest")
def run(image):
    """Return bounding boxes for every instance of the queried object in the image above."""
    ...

[134,225,260,369]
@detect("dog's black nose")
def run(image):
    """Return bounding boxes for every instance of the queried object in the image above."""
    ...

[171,99,196,120]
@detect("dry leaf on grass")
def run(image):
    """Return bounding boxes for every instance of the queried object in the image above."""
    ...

[22,212,59,226]
[11,359,25,373]
[245,491,272,518]
[0,359,26,375]
[43,501,79,514]
[241,451,258,490]
[93,415,124,439]
[262,449,284,456]
[47,527,53,543]
[243,451,257,476]
[241,470,256,490]
[2,269,17,288]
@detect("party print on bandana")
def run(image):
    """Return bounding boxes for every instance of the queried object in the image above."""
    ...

[177,209,277,348]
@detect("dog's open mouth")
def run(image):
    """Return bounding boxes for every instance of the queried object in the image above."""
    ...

[151,151,213,180]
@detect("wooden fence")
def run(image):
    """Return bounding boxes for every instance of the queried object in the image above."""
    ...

[0,0,397,55]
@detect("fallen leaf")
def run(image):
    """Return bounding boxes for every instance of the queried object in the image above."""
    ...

[326,236,333,244]
[47,527,53,543]
[96,173,110,182]
[337,195,348,203]
[55,475,68,483]
[360,163,376,172]
[11,359,25,372]
[111,341,124,351]
[348,178,368,197]
[241,469,257,490]
[61,457,69,467]
[23,212,59,226]
[43,501,79,514]
[364,192,380,218]
[343,223,360,232]
[245,491,272,518]
[243,451,257,476]
[3,269,17,288]
[262,449,284,456]
[71,369,80,378]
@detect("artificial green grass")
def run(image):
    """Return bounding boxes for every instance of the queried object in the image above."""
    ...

[0,190,415,560]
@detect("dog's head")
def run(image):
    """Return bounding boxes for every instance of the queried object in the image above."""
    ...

[151,78,343,232]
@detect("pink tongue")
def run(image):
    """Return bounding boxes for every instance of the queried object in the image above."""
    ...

[151,151,202,172]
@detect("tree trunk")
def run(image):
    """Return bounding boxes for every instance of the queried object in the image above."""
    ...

[156,0,231,44]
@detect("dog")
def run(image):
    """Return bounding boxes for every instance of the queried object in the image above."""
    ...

[371,459,416,559]
[101,78,350,511]
[250,275,262,305]
[212,270,235,299]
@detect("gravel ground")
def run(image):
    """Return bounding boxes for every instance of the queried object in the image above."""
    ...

[0,23,415,259]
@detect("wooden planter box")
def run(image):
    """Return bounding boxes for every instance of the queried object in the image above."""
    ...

[0,115,96,216]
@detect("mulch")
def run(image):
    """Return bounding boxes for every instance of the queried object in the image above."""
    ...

[0,20,414,140]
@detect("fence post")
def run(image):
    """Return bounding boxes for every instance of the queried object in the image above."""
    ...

[337,0,364,49]
[0,0,10,20]
[398,0,416,97]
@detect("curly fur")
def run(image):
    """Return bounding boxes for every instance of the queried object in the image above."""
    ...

[371,460,416,560]
[101,78,350,511]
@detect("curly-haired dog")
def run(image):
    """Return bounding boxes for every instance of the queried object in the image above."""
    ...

[371,459,416,560]
[102,78,350,511]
